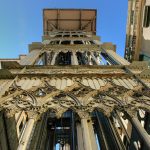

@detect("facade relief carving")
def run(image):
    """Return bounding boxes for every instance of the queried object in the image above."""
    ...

[0,76,149,117]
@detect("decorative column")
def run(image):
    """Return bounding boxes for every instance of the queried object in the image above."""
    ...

[90,52,100,65]
[88,54,93,65]
[17,113,38,150]
[29,113,48,150]
[126,112,150,149]
[76,122,84,150]
[79,112,97,150]
[4,111,19,150]
[81,118,93,150]
[88,119,98,150]
[0,112,9,150]
[64,143,70,150]
[71,51,79,65]
[51,52,58,65]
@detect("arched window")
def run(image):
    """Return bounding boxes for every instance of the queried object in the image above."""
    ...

[61,40,71,45]
[89,41,95,45]
[73,40,83,44]
[49,40,60,45]
[56,52,71,65]
[80,34,86,38]
[63,34,70,37]
[72,34,79,37]
[55,34,62,37]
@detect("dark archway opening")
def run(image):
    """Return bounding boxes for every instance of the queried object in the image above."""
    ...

[46,110,77,150]
[56,52,71,65]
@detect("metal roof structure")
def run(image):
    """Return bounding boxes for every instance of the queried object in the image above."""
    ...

[43,9,97,34]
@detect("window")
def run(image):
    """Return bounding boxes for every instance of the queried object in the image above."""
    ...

[61,40,71,45]
[73,40,83,44]
[89,41,95,45]
[143,6,150,27]
[50,40,60,45]
[63,34,70,37]
[72,34,79,37]
[55,34,62,37]
[80,34,86,37]
[130,10,134,25]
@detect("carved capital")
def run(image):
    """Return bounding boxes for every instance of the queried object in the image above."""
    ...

[78,111,90,119]
[124,109,137,119]
[4,109,17,118]
[55,107,67,119]
[27,111,39,120]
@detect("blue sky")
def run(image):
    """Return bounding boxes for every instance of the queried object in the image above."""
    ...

[0,0,128,58]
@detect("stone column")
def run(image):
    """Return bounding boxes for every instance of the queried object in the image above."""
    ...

[29,113,47,150]
[88,119,98,150]
[81,118,93,150]
[64,143,70,150]
[76,123,84,150]
[90,52,100,65]
[71,51,79,65]
[127,113,150,149]
[0,112,9,150]
[88,54,93,65]
[79,112,97,150]
[4,111,19,150]
[17,113,38,150]
[51,52,58,65]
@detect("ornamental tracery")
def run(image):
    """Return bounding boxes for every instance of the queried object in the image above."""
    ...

[0,76,150,117]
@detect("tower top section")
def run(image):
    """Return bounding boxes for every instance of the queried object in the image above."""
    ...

[43,9,97,34]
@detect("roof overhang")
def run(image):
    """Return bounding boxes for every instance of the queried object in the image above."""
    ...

[43,9,97,34]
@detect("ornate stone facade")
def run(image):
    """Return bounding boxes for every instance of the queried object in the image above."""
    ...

[0,9,150,150]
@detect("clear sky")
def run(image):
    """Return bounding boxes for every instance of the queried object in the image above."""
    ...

[0,0,128,58]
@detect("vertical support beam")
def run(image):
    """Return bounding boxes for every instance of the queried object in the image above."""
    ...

[51,52,58,65]
[79,113,98,150]
[17,113,37,150]
[90,52,100,65]
[64,143,70,150]
[88,119,98,150]
[76,123,84,150]
[96,111,125,150]
[0,111,9,150]
[29,113,48,150]
[88,54,92,65]
[95,111,108,150]
[5,112,19,150]
[71,51,79,65]
[71,112,75,150]
[81,118,93,150]
[142,112,150,150]
[129,125,140,150]
[107,118,126,150]
[114,111,130,144]
[144,112,150,135]
[127,114,150,149]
